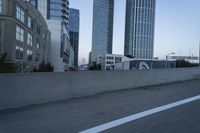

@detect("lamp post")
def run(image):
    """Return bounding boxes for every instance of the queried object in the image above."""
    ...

[199,43,200,67]
[189,48,193,62]
[166,52,175,68]
[178,50,182,68]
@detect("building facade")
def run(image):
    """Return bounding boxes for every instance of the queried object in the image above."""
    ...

[114,60,176,70]
[0,0,50,72]
[91,0,114,63]
[27,0,74,72]
[100,54,133,70]
[124,0,156,59]
[25,0,38,8]
[69,8,79,69]
[88,51,92,66]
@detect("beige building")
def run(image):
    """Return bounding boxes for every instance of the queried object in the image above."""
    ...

[0,0,51,72]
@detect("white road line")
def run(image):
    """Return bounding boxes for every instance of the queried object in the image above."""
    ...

[79,95,200,133]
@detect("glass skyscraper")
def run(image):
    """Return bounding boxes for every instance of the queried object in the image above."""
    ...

[69,8,80,69]
[91,0,114,62]
[124,0,156,59]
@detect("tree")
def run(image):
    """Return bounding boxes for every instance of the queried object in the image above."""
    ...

[0,53,18,73]
[176,60,198,68]
[33,61,54,72]
[89,62,101,71]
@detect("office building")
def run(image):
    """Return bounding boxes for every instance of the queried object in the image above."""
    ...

[27,0,74,72]
[0,0,50,72]
[88,51,92,66]
[91,0,114,63]
[124,0,156,59]
[69,8,79,69]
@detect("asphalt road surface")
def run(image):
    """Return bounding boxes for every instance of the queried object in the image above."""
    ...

[0,79,200,133]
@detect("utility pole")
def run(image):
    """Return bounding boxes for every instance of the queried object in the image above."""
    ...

[166,52,175,69]
[178,50,181,68]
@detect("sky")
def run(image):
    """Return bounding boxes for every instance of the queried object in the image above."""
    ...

[69,0,200,64]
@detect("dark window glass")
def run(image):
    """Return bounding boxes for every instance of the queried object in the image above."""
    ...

[16,6,24,23]
[28,16,34,30]
[37,25,41,35]
[35,53,40,62]
[47,0,63,20]
[27,50,33,61]
[0,0,3,13]
[15,46,23,60]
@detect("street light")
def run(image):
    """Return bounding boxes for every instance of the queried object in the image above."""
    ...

[189,48,193,62]
[199,43,200,67]
[166,52,175,68]
[178,50,182,68]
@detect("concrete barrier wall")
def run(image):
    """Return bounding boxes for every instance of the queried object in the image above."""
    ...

[0,68,200,110]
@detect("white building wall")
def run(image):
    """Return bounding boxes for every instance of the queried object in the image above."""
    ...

[69,45,74,68]
[47,20,66,72]
[101,54,133,70]
[37,0,71,72]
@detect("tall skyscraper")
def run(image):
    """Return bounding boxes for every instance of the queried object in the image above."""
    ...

[91,0,114,63]
[69,8,80,69]
[27,0,74,72]
[124,0,156,59]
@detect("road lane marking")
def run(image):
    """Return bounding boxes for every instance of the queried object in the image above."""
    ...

[79,95,200,133]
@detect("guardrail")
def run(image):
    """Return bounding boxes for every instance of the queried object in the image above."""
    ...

[0,67,200,110]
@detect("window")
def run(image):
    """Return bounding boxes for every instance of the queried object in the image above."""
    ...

[43,33,46,40]
[106,66,110,70]
[15,46,23,60]
[115,57,122,63]
[107,56,114,60]
[37,25,41,35]
[29,0,38,8]
[16,6,24,23]
[16,26,24,42]
[106,61,113,65]
[27,33,33,46]
[0,22,1,37]
[0,0,3,13]
[43,43,46,52]
[27,50,33,61]
[35,53,40,62]
[47,0,62,20]
[28,16,34,30]
[36,39,40,49]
